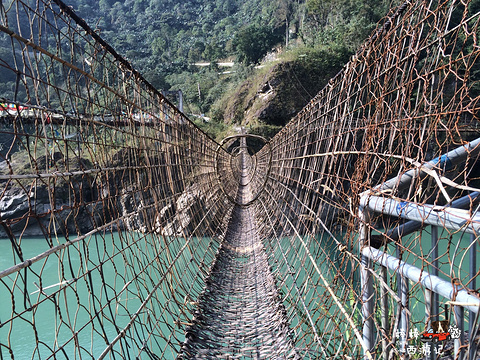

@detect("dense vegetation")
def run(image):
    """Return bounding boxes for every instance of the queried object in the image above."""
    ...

[2,0,399,139]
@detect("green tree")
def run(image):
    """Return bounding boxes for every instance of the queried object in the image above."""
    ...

[203,39,224,61]
[233,25,281,64]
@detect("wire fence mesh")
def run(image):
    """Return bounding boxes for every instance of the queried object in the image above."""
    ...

[0,0,233,358]
[254,0,480,357]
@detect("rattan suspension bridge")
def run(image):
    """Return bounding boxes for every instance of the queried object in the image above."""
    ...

[1,0,480,359]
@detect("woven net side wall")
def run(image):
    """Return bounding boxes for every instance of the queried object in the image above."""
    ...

[0,0,234,358]
[253,0,480,357]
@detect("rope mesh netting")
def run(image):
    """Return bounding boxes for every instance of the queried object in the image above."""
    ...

[1,0,480,359]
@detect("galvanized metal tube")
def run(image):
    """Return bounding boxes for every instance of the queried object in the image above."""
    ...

[469,233,477,360]
[359,207,375,357]
[400,272,409,354]
[428,225,438,360]
[431,226,439,323]
[363,137,480,194]
[425,288,434,360]
[380,266,390,360]
[384,192,480,242]
[395,242,408,354]
[362,246,480,314]
[360,196,480,235]
[454,304,465,359]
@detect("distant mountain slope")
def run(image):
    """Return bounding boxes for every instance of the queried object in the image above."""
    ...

[59,0,396,140]
[65,0,393,81]
[66,0,295,78]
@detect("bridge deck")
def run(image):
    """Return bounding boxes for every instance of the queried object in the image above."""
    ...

[179,143,298,359]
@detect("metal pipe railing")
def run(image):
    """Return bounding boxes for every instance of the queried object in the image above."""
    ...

[362,246,480,314]
[362,137,480,195]
[360,195,480,235]
[470,233,478,360]
[380,192,480,243]
[359,138,480,359]
[359,207,374,356]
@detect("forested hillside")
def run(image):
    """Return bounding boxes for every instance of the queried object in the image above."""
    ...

[13,0,399,139]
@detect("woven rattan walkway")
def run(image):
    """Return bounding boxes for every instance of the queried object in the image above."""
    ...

[179,140,299,359]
